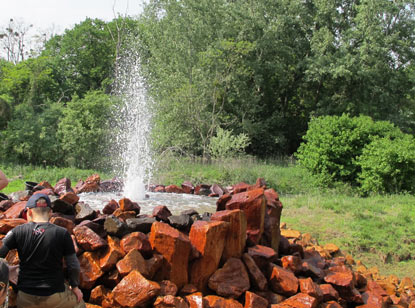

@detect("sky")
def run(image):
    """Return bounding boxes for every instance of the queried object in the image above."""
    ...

[0,0,144,33]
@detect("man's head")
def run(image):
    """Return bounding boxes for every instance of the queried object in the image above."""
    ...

[25,193,52,221]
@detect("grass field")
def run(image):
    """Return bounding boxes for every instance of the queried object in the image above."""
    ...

[1,158,415,279]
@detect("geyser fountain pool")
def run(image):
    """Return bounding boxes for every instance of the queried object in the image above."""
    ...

[78,191,217,215]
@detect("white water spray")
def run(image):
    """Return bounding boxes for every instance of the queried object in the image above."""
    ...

[113,51,153,201]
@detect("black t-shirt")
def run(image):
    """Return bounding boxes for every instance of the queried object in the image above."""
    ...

[1,222,75,296]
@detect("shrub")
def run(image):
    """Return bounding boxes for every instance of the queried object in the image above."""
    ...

[296,114,403,186]
[208,127,250,159]
[357,135,415,195]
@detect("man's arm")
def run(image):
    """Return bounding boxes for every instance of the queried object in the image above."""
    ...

[0,170,8,191]
[64,253,83,302]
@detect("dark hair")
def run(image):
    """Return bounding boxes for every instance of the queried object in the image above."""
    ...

[31,206,51,216]
[0,259,8,285]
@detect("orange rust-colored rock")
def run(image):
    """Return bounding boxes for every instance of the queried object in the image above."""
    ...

[324,266,363,304]
[165,185,185,194]
[76,174,100,193]
[185,292,205,308]
[120,231,152,257]
[118,198,140,213]
[273,293,318,308]
[98,235,124,272]
[153,295,189,308]
[159,280,178,296]
[245,291,269,308]
[4,201,26,219]
[204,295,243,308]
[211,209,247,261]
[208,258,250,299]
[149,221,191,288]
[242,253,267,291]
[320,284,340,302]
[269,264,299,297]
[116,248,148,277]
[152,205,172,222]
[247,244,278,271]
[225,188,266,244]
[299,278,323,302]
[263,188,283,252]
[0,218,26,234]
[59,192,79,205]
[113,209,136,221]
[79,252,104,289]
[50,216,75,234]
[146,254,164,280]
[281,255,302,274]
[189,220,229,292]
[73,225,107,251]
[280,229,301,239]
[89,285,110,306]
[112,270,160,307]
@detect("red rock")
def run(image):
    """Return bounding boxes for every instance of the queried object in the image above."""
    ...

[255,178,267,188]
[180,284,199,296]
[299,278,323,301]
[216,194,232,211]
[73,225,108,251]
[232,182,252,194]
[165,185,185,194]
[159,280,178,296]
[146,254,164,280]
[116,248,148,277]
[59,192,79,205]
[153,295,189,308]
[33,188,55,196]
[120,231,152,257]
[155,185,166,193]
[211,184,225,197]
[54,178,74,195]
[102,199,119,215]
[50,216,75,234]
[281,255,302,274]
[99,269,121,289]
[101,292,122,308]
[98,235,124,272]
[320,284,340,302]
[75,175,101,194]
[0,200,13,211]
[211,209,247,261]
[0,219,26,234]
[152,205,172,221]
[79,252,104,289]
[90,285,110,306]
[269,264,299,296]
[242,253,267,291]
[119,198,140,213]
[324,266,362,303]
[321,301,343,308]
[204,295,243,308]
[226,188,266,244]
[263,188,283,252]
[247,245,278,271]
[185,292,205,308]
[38,181,53,190]
[361,291,387,308]
[113,209,136,221]
[275,293,318,308]
[208,258,250,298]
[181,181,194,194]
[112,270,160,307]
[256,291,286,305]
[4,201,26,219]
[194,184,211,196]
[149,222,191,288]
[85,304,102,308]
[245,291,269,308]
[189,220,229,292]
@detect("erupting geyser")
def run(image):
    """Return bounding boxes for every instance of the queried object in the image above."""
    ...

[113,50,153,201]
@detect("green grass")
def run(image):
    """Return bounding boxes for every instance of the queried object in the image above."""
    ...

[2,158,415,279]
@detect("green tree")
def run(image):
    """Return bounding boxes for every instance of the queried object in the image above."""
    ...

[58,90,114,168]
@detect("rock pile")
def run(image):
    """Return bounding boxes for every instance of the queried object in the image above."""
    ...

[0,175,414,308]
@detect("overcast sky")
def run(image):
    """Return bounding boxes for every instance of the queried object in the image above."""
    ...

[1,0,144,33]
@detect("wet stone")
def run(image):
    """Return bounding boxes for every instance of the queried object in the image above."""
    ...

[51,198,75,215]
[50,216,75,234]
[153,205,172,222]
[79,252,104,289]
[165,185,185,194]
[168,214,193,232]
[119,198,140,214]
[73,225,108,251]
[104,215,129,238]
[102,199,119,215]
[125,216,156,233]
[53,178,74,195]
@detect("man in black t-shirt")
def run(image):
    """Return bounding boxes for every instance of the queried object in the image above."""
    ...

[0,193,85,308]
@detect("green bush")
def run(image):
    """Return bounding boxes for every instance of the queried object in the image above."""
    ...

[358,135,415,195]
[296,114,403,186]
[208,128,250,159]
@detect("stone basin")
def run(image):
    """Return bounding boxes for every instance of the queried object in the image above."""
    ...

[79,191,218,215]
